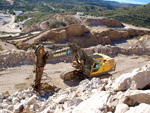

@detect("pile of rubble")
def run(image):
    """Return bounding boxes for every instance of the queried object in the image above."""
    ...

[134,35,150,48]
[1,44,150,68]
[1,64,150,113]
[0,50,34,68]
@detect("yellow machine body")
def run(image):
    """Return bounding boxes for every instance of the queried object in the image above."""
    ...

[90,53,116,76]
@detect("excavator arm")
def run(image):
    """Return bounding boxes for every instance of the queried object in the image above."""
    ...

[32,43,87,91]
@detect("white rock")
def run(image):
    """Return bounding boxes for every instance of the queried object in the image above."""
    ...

[7,105,14,111]
[29,105,35,113]
[101,78,109,84]
[15,91,19,95]
[125,103,150,113]
[107,91,129,111]
[83,78,102,91]
[18,93,26,99]
[63,109,72,113]
[2,103,9,109]
[0,94,3,99]
[113,64,150,91]
[14,103,25,113]
[48,102,57,110]
[64,99,83,109]
[54,105,63,113]
[0,109,12,113]
[0,103,2,109]
[125,90,150,104]
[2,91,10,98]
[0,98,2,103]
[41,106,51,113]
[7,96,12,101]
[26,95,37,105]
[12,97,19,105]
[33,103,39,111]
[114,103,129,113]
[40,101,49,111]
[72,91,111,113]
[91,89,97,93]
[55,95,66,104]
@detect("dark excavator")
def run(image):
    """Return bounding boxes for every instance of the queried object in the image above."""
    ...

[32,43,116,92]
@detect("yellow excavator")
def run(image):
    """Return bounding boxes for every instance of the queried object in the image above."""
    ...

[32,43,116,91]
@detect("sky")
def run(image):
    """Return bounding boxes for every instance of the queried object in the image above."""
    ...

[105,0,150,4]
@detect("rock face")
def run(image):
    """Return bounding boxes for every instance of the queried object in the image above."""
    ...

[66,24,89,37]
[83,17,124,27]
[43,24,89,44]
[38,23,150,48]
[2,44,150,68]
[112,64,150,91]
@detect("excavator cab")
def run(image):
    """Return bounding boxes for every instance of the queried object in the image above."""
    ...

[83,54,116,77]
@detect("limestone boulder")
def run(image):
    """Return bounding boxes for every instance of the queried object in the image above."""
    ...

[114,103,129,113]
[55,95,67,104]
[63,99,83,109]
[125,90,150,104]
[125,103,150,113]
[0,109,12,113]
[72,91,111,113]
[26,95,37,105]
[82,78,104,91]
[112,64,150,91]
[107,91,127,111]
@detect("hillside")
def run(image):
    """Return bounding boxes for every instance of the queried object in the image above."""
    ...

[101,3,150,28]
[0,0,141,11]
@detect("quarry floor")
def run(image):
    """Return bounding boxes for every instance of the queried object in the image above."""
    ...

[0,54,149,95]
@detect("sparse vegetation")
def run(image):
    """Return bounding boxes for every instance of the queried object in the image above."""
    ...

[100,3,150,28]
[23,13,52,26]
[50,23,56,28]
[15,15,28,23]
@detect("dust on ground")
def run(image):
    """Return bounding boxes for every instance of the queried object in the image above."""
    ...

[0,54,149,95]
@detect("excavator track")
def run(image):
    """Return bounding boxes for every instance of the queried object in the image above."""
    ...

[60,68,82,81]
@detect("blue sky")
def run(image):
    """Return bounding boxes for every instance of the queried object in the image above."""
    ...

[105,0,150,4]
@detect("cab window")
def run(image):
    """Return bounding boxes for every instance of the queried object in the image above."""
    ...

[85,57,93,72]
[92,59,102,73]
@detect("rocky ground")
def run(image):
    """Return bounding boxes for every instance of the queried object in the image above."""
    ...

[0,43,150,112]
[1,63,150,113]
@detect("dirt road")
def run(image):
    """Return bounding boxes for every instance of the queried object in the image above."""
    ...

[0,54,149,95]
[25,30,50,44]
[123,23,150,31]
